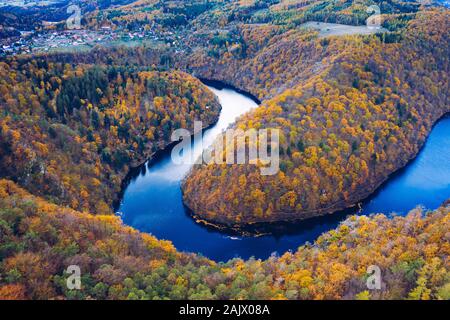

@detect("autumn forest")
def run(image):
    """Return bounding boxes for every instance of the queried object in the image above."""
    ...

[0,0,449,301]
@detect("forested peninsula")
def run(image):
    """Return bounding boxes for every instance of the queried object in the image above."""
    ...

[0,0,448,300]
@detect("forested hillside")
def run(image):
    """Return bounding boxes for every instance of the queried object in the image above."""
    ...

[0,58,220,213]
[182,10,450,225]
[0,179,448,300]
[0,0,449,300]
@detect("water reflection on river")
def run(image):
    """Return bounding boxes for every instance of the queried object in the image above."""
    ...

[117,83,450,262]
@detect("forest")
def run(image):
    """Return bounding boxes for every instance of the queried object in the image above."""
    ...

[0,57,220,213]
[0,179,448,299]
[0,0,449,300]
[182,9,449,225]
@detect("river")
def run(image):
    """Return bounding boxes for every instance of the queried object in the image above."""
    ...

[116,83,450,262]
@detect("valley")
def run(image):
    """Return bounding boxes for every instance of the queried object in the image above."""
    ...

[0,0,448,300]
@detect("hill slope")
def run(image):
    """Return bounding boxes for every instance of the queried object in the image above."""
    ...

[0,179,448,300]
[182,10,449,226]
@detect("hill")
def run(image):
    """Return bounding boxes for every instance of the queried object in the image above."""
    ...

[182,9,449,226]
[1,179,448,299]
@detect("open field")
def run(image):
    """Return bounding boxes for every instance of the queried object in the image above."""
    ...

[300,21,389,37]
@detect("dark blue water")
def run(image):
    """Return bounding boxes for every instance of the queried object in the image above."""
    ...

[117,84,450,262]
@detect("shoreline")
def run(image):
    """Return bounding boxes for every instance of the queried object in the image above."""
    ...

[115,76,449,239]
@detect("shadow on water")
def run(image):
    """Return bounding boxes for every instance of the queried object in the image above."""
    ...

[116,80,450,261]
[199,78,262,104]
[183,203,355,239]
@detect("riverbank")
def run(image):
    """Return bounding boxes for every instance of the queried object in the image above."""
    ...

[118,83,450,261]
[182,113,450,234]
[181,11,450,227]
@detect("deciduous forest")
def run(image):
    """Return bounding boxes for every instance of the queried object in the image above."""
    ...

[0,0,448,300]
[1,180,448,299]
[183,9,449,225]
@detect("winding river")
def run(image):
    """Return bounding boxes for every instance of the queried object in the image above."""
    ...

[117,83,450,262]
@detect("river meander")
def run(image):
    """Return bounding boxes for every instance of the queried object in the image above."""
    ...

[117,82,450,262]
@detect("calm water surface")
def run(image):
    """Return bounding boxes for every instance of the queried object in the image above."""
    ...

[118,84,450,261]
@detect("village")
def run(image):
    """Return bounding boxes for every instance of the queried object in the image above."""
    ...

[0,24,187,56]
